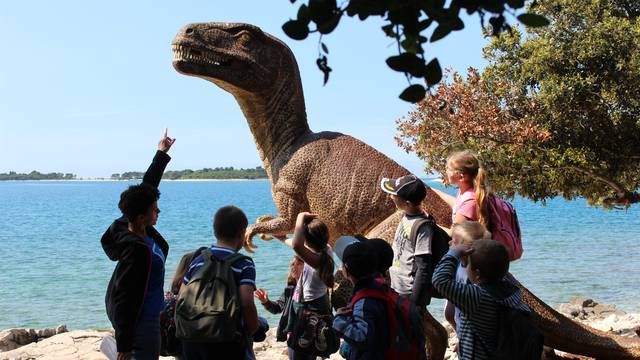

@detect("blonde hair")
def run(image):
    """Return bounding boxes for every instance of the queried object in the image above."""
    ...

[452,221,492,246]
[447,150,491,226]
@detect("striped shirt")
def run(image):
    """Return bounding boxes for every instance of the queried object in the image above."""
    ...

[432,249,529,360]
[183,245,256,289]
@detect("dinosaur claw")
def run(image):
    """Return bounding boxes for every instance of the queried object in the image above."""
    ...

[259,233,274,241]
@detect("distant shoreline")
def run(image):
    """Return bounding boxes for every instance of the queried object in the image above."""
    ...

[0,178,269,182]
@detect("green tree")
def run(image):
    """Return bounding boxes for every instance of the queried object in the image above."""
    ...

[396,0,640,208]
[282,0,549,102]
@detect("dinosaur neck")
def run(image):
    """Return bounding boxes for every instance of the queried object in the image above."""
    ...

[234,78,309,180]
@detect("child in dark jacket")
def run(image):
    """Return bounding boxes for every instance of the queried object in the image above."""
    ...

[432,239,530,360]
[333,241,389,360]
[101,129,175,359]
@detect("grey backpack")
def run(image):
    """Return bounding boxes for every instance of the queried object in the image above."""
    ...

[175,249,247,343]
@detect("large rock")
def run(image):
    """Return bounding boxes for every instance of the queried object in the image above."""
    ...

[0,325,67,352]
[0,330,110,360]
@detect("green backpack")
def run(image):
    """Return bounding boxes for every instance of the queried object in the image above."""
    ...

[175,249,247,343]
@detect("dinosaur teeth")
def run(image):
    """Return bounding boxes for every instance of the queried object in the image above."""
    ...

[172,45,229,66]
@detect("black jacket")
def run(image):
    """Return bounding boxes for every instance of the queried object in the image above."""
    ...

[101,150,170,352]
[261,284,295,342]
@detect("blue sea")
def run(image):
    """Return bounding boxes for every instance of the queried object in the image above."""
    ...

[0,180,638,330]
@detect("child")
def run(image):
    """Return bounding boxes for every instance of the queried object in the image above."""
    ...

[277,212,335,360]
[254,256,303,342]
[179,206,258,360]
[433,150,490,228]
[160,249,205,357]
[444,222,491,335]
[432,239,530,360]
[333,241,390,360]
[101,128,175,360]
[380,175,434,308]
[335,235,393,282]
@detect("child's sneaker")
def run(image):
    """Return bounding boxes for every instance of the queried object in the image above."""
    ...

[298,316,318,349]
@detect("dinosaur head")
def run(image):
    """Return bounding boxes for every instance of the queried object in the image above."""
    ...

[172,22,299,96]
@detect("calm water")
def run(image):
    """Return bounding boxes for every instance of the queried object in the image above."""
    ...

[0,180,638,330]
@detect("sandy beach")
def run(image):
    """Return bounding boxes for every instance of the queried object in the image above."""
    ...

[1,298,638,360]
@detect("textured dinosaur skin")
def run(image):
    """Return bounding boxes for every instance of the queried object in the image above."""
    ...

[172,22,640,359]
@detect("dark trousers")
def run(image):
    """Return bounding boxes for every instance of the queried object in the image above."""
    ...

[120,316,161,360]
[182,341,245,360]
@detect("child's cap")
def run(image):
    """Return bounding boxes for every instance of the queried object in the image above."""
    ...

[341,241,377,278]
[334,235,362,262]
[380,174,425,198]
[335,236,393,275]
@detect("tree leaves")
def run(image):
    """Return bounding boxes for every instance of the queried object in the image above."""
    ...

[282,20,309,40]
[397,0,640,208]
[399,84,426,103]
[321,42,329,54]
[424,58,442,86]
[386,53,425,77]
[517,13,550,27]
[430,25,451,42]
[316,55,332,85]
[297,4,311,24]
[282,0,547,102]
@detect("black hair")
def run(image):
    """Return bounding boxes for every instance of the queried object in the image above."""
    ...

[343,241,377,279]
[118,183,160,222]
[397,180,427,205]
[469,239,510,283]
[366,238,393,274]
[213,205,248,240]
[304,218,335,288]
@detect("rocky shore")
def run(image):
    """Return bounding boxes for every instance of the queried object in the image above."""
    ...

[1,298,638,360]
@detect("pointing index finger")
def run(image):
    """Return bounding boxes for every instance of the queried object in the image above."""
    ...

[163,128,168,138]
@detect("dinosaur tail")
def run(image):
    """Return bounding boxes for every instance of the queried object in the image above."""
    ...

[515,279,640,359]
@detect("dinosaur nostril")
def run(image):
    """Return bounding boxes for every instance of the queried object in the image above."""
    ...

[186,28,194,35]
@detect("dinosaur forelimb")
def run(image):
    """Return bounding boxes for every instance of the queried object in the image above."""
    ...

[244,215,293,253]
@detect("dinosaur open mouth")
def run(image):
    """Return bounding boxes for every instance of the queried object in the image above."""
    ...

[172,45,231,67]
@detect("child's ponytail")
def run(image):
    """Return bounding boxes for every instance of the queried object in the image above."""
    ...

[474,166,491,227]
[317,250,335,288]
[304,219,335,288]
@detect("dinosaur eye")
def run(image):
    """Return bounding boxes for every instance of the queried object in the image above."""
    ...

[239,32,252,45]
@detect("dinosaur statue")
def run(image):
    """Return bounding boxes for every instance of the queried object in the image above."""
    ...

[171,22,640,360]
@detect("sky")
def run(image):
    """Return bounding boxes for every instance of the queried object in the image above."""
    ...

[0,0,490,178]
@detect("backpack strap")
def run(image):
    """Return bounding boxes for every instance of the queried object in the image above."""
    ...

[349,288,387,308]
[217,252,249,287]
[408,213,433,245]
[297,265,306,303]
[191,248,215,282]
[190,249,248,287]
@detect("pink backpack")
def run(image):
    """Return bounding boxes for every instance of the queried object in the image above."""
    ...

[488,196,523,261]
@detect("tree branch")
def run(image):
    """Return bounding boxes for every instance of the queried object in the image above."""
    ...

[566,165,628,197]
